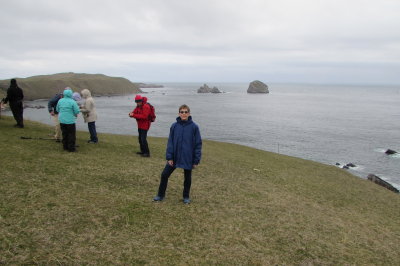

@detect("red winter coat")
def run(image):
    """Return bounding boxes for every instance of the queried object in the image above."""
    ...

[130,102,151,130]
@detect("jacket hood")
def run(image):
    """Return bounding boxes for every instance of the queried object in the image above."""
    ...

[81,89,92,98]
[63,88,73,98]
[177,116,193,124]
[142,97,148,104]
[72,92,81,101]
[135,94,142,102]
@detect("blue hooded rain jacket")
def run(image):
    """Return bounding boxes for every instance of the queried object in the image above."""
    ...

[166,116,202,170]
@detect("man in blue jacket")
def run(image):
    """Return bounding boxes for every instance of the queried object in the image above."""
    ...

[153,104,202,204]
[56,88,80,152]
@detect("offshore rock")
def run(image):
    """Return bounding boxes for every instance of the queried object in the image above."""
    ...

[342,163,356,169]
[367,174,399,193]
[247,80,269,93]
[197,84,221,93]
[385,149,397,155]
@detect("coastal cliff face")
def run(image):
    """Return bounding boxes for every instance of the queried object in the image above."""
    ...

[0,72,143,100]
[247,80,269,93]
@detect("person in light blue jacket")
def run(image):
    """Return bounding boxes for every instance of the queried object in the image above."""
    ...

[56,88,80,152]
[153,104,202,204]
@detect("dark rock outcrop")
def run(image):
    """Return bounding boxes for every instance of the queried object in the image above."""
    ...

[197,84,221,93]
[24,104,45,109]
[385,149,397,155]
[247,80,269,93]
[336,162,356,169]
[367,174,399,193]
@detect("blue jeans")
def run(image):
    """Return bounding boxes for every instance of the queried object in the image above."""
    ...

[157,164,192,198]
[88,121,98,142]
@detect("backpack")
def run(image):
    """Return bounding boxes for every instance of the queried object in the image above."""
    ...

[147,102,156,122]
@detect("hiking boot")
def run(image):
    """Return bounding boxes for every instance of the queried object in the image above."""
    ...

[183,198,191,204]
[141,153,150,157]
[136,151,144,155]
[153,195,164,202]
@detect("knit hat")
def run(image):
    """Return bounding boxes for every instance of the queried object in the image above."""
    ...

[135,95,143,102]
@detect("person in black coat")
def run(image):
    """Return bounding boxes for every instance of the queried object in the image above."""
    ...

[4,79,24,128]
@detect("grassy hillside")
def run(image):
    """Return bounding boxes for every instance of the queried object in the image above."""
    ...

[0,73,142,100]
[1,116,399,265]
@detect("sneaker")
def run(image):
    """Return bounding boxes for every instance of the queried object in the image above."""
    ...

[136,151,144,155]
[183,198,191,204]
[141,153,150,157]
[153,195,164,201]
[88,141,97,144]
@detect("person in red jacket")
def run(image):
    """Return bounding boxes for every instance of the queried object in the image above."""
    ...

[129,95,151,157]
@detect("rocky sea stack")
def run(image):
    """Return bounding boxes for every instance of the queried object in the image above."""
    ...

[197,84,221,93]
[247,80,269,93]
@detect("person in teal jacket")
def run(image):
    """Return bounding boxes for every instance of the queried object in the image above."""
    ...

[56,88,80,152]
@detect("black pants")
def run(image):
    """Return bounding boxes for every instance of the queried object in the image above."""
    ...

[138,129,149,155]
[60,123,76,152]
[9,101,24,127]
[157,164,192,199]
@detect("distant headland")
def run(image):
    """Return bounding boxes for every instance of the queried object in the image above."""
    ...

[0,72,146,100]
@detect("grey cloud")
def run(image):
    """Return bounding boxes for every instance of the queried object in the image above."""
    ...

[0,0,399,84]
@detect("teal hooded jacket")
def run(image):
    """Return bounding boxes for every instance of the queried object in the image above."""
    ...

[56,88,80,124]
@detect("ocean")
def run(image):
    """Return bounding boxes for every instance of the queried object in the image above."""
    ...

[10,83,400,189]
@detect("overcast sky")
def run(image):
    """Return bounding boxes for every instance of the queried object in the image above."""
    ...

[1,0,399,84]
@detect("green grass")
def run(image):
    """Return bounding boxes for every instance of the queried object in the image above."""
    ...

[1,116,399,265]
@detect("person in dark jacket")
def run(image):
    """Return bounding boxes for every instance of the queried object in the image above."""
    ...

[47,93,63,142]
[153,104,202,204]
[4,79,24,128]
[129,95,151,157]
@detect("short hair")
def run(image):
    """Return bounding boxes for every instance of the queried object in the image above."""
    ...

[179,104,190,113]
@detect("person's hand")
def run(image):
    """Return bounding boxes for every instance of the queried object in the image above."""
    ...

[193,164,198,169]
[50,111,55,116]
[168,160,174,166]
